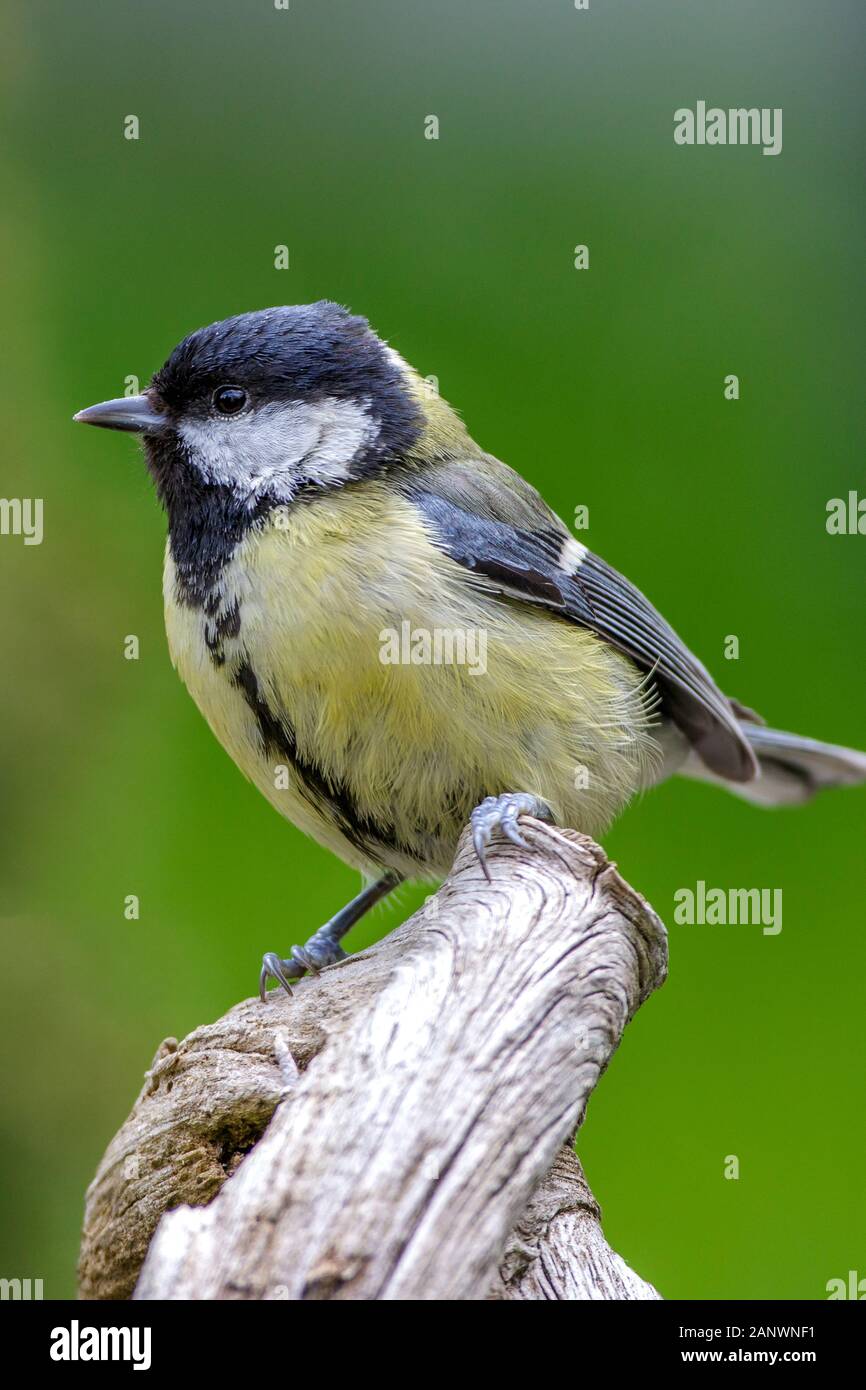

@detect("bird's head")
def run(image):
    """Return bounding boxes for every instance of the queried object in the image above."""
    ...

[74,303,450,512]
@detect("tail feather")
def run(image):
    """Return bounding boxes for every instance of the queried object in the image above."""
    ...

[681,724,866,807]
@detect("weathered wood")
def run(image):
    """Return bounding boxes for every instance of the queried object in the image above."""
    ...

[490,1146,661,1300]
[78,820,667,1301]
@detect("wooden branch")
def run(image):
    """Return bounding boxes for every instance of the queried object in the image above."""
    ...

[78,821,667,1301]
[490,1146,661,1300]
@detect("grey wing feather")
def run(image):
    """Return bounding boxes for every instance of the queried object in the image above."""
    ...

[572,551,757,780]
[400,457,758,783]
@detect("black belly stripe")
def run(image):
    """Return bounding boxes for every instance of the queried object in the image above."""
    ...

[232,660,413,862]
[203,597,241,667]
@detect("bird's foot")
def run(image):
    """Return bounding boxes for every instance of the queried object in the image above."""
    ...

[258,871,403,1002]
[259,933,348,1001]
[470,792,554,882]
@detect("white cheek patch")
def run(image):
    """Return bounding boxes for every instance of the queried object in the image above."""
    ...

[179,397,380,504]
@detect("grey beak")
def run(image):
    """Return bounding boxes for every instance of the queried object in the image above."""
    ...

[73,394,168,434]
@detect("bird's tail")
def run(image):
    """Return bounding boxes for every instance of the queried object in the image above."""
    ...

[679,723,866,807]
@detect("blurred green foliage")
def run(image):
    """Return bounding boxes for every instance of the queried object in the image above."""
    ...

[0,0,863,1299]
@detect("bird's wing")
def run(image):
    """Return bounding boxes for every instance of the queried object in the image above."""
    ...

[397,455,758,782]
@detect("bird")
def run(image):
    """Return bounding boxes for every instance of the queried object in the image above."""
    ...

[74,302,866,999]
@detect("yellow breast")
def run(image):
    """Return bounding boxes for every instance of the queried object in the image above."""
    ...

[163,483,657,878]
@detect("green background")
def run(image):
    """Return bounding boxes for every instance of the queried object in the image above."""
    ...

[1,0,863,1300]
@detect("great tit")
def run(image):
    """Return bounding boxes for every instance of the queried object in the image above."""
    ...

[74,303,866,998]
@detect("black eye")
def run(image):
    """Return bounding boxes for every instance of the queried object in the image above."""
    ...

[212,386,247,416]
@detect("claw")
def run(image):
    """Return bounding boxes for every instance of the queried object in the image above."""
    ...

[257,872,401,1002]
[469,792,553,880]
[259,951,298,1002]
[260,937,349,999]
[472,824,493,882]
[290,944,316,974]
[501,816,529,850]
